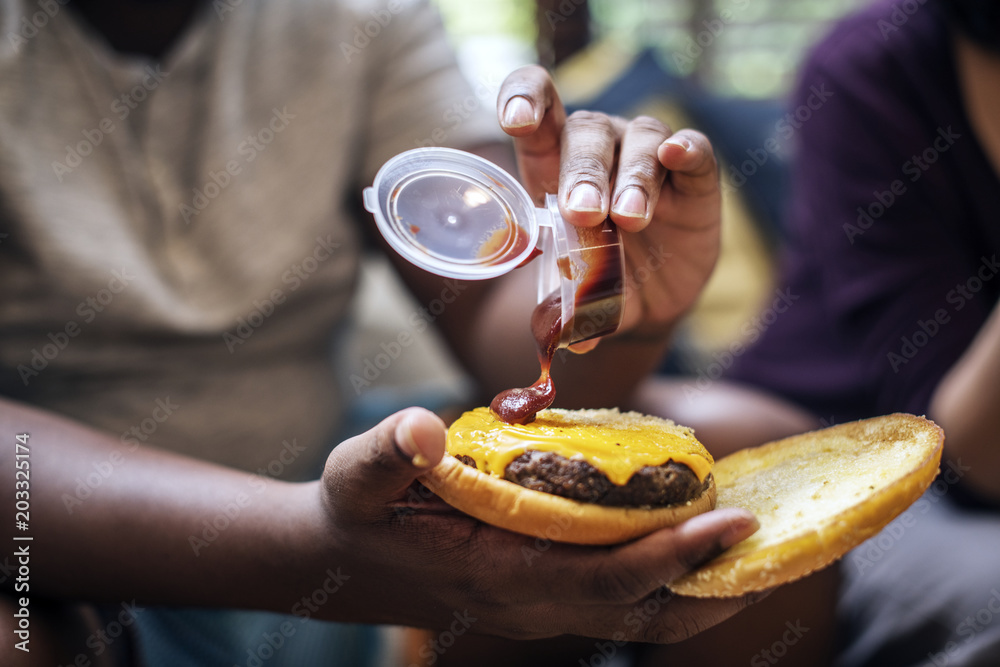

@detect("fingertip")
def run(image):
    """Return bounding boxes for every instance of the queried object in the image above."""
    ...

[501,95,538,133]
[567,182,604,213]
[567,338,601,354]
[609,209,650,233]
[395,408,446,468]
[561,183,607,227]
[746,587,776,606]
[610,188,650,230]
[661,136,693,152]
[657,137,693,167]
[612,187,647,215]
[560,209,607,228]
[717,508,760,549]
[658,130,714,168]
[679,507,759,550]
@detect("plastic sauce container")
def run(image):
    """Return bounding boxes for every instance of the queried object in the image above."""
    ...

[363,147,625,349]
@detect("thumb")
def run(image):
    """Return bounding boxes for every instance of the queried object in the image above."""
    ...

[323,407,446,517]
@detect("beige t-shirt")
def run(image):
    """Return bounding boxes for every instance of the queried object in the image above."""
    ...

[0,0,500,477]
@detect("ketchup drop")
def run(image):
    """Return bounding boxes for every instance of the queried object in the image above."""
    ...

[490,217,624,425]
[490,292,562,424]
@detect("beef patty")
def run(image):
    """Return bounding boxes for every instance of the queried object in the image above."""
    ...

[455,451,710,507]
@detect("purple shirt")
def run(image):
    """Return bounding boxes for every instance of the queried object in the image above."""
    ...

[728,0,1000,423]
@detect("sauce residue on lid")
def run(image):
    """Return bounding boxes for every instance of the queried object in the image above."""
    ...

[477,215,534,266]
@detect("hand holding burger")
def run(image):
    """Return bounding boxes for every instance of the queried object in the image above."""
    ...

[419,407,944,597]
[318,407,764,642]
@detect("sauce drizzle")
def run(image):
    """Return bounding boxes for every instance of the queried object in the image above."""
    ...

[490,292,562,424]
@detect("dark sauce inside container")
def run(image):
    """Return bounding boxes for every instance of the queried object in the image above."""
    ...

[491,222,624,424]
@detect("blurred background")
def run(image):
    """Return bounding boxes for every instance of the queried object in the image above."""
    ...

[434,0,866,98]
[345,0,871,429]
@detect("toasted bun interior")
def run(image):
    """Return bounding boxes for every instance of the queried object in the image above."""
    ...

[419,408,717,545]
[669,413,944,597]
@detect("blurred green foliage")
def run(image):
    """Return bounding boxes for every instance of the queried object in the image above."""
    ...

[432,0,869,99]
[433,0,536,45]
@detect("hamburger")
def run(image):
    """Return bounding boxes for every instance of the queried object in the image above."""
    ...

[419,406,717,546]
[420,409,944,597]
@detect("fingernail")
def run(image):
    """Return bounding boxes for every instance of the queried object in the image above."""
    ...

[721,513,760,550]
[612,187,647,219]
[662,136,693,152]
[567,183,603,213]
[503,96,535,128]
[396,415,432,468]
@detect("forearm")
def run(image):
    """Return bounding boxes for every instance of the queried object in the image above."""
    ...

[928,303,1000,500]
[1,398,330,612]
[630,378,822,458]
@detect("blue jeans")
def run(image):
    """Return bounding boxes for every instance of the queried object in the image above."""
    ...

[132,607,382,667]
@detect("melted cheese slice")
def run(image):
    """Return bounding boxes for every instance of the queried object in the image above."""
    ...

[446,407,713,486]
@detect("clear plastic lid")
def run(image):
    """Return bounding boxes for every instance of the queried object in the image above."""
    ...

[363,148,539,280]
[364,147,625,347]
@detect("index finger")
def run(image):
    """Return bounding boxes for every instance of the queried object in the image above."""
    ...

[497,65,567,203]
[577,508,760,605]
